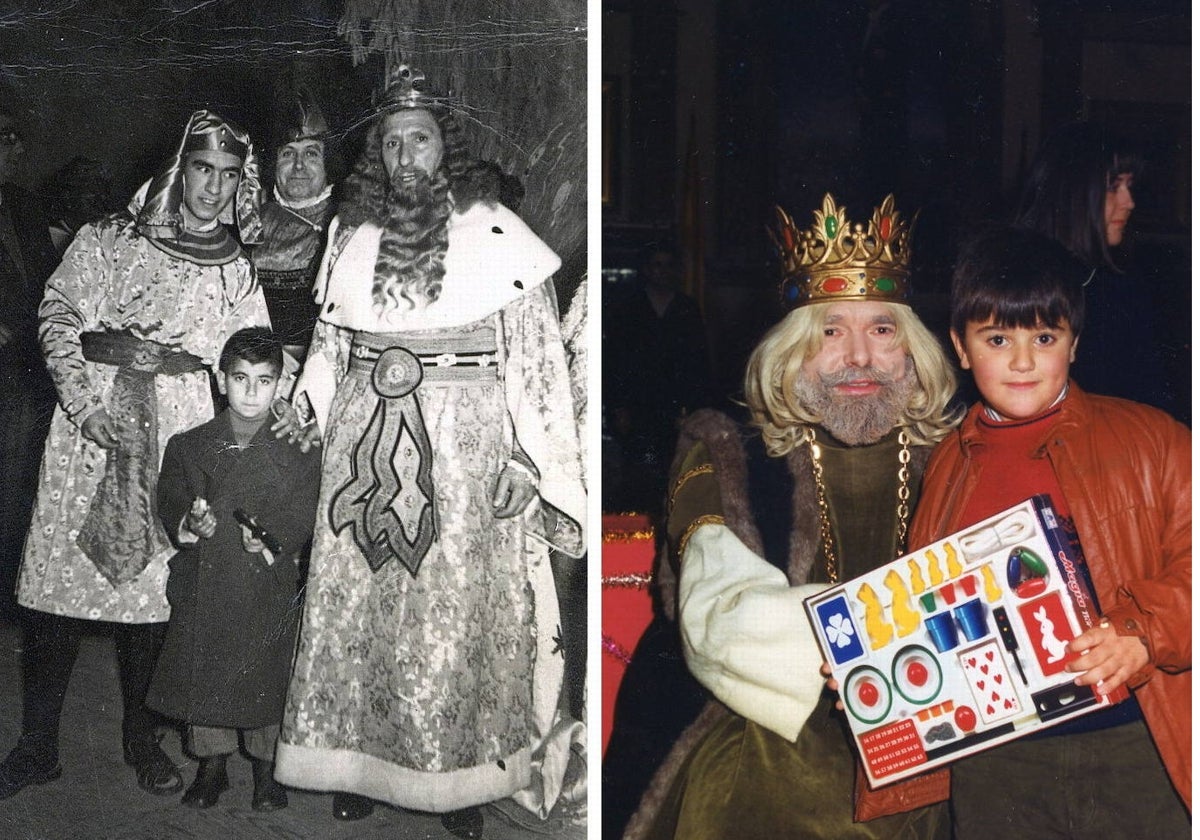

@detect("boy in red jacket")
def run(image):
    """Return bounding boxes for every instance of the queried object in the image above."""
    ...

[909,226,1190,837]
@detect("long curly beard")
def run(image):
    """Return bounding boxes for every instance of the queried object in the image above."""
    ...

[794,358,917,446]
[372,167,452,313]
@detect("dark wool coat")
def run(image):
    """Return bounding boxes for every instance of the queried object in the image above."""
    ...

[147,410,321,729]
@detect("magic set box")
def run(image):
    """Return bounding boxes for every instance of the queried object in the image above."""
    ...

[804,495,1125,788]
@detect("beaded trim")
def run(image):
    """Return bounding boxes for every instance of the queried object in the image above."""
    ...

[667,463,715,514]
[677,514,725,557]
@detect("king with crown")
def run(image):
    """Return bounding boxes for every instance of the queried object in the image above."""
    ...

[613,194,960,840]
[273,66,586,839]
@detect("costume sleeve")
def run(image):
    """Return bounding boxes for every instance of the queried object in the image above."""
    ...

[500,277,586,557]
[293,318,351,431]
[1103,419,1191,677]
[677,527,829,742]
[221,263,271,344]
[668,439,829,740]
[37,222,110,425]
[157,435,199,550]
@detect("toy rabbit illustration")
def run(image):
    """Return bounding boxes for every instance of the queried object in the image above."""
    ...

[1035,606,1069,663]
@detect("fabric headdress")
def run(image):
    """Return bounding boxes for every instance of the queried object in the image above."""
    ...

[770,193,913,310]
[135,109,263,245]
[282,84,330,145]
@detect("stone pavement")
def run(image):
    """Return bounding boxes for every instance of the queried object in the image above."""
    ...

[0,616,587,840]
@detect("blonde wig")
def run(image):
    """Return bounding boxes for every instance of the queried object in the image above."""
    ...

[744,301,961,455]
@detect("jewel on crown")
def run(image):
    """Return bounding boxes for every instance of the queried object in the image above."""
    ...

[770,193,913,310]
[376,64,433,111]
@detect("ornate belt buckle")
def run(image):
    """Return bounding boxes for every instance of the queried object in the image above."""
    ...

[372,346,423,398]
[131,345,160,372]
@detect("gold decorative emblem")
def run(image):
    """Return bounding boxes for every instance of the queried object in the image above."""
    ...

[372,347,423,398]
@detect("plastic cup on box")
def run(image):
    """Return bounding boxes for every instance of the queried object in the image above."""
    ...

[953,597,988,641]
[924,611,959,652]
[960,574,978,597]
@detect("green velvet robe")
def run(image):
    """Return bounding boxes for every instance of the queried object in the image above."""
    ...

[631,419,949,840]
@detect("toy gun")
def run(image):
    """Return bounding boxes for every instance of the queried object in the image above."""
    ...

[233,508,282,555]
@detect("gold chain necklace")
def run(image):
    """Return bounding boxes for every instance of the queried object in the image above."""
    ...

[805,427,911,583]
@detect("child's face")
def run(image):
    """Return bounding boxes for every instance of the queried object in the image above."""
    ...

[217,358,281,423]
[951,318,1078,422]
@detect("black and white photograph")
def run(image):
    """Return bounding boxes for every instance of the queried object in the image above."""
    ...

[0,2,585,839]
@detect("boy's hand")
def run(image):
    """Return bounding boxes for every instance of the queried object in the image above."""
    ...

[240,523,267,554]
[185,498,216,540]
[820,661,845,711]
[1066,620,1150,694]
[239,523,276,566]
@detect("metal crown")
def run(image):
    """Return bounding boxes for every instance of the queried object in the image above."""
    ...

[770,193,913,309]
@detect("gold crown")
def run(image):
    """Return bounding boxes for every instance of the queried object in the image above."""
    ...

[770,193,913,309]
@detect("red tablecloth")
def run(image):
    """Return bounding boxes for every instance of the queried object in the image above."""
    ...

[601,512,656,755]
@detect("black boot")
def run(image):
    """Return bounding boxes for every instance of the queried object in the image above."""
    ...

[0,736,61,800]
[332,791,375,820]
[181,754,229,809]
[123,730,183,795]
[441,806,484,839]
[250,758,287,811]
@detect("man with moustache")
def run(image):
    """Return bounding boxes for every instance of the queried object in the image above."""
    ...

[253,87,338,370]
[0,110,268,800]
[274,67,585,840]
[618,195,959,840]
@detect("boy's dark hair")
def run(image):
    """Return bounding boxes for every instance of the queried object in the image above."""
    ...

[219,327,283,374]
[951,226,1087,338]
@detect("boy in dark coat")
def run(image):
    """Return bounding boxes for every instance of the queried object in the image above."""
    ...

[147,327,320,811]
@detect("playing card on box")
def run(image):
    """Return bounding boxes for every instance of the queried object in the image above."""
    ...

[804,495,1125,788]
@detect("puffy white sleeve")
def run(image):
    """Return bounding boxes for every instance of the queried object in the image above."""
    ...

[678,523,830,741]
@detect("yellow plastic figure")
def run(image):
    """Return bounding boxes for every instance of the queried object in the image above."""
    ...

[944,542,962,577]
[883,569,921,637]
[856,582,894,650]
[981,563,1003,603]
[907,557,927,593]
[925,548,944,586]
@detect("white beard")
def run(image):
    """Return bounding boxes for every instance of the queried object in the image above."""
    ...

[794,358,917,446]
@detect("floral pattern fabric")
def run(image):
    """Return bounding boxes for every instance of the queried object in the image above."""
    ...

[285,315,534,765]
[17,215,268,622]
[277,208,585,813]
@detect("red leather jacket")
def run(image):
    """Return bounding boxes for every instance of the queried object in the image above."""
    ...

[860,385,1191,817]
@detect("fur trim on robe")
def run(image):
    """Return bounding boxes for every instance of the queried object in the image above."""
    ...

[624,409,932,840]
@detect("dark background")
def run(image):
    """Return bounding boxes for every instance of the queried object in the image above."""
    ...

[602,0,1190,425]
[0,0,586,302]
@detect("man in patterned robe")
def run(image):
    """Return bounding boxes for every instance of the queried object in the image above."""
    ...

[0,110,269,800]
[274,67,585,840]
[252,87,337,370]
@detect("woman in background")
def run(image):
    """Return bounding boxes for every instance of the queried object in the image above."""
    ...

[1014,120,1185,421]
